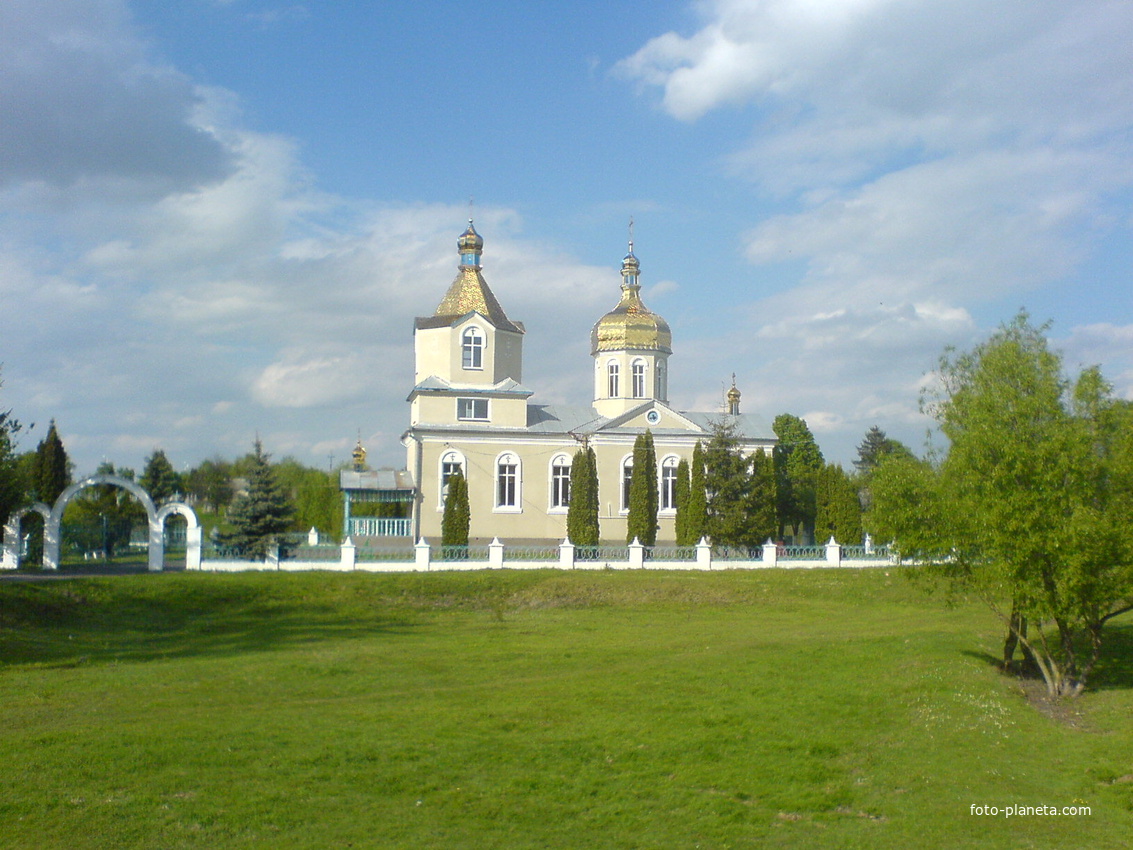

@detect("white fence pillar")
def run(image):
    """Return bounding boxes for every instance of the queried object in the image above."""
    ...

[825,537,842,566]
[762,540,778,567]
[559,538,575,569]
[629,537,645,569]
[696,537,712,570]
[415,538,431,571]
[488,537,505,568]
[341,536,356,571]
[186,525,202,570]
[266,544,280,570]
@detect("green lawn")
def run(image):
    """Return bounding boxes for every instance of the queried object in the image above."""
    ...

[1,568,1130,848]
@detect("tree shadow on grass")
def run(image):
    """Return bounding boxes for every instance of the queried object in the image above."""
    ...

[0,572,423,668]
[959,620,1133,693]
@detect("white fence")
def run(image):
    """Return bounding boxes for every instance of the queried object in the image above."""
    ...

[199,536,898,573]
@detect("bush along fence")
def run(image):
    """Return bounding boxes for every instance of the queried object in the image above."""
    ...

[198,536,897,573]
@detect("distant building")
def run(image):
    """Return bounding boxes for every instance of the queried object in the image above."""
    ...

[378,221,775,546]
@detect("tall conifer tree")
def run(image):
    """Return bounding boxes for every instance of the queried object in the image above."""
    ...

[687,441,708,544]
[224,440,293,559]
[674,458,692,546]
[34,420,70,505]
[441,469,470,549]
[567,446,600,547]
[626,430,658,545]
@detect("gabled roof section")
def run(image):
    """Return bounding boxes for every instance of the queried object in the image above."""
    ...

[593,401,702,433]
[415,267,523,334]
[407,375,533,401]
[681,411,777,441]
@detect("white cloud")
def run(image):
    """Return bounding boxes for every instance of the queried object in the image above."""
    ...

[618,0,1133,461]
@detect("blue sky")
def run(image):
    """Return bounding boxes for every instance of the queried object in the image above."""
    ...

[3,0,1132,477]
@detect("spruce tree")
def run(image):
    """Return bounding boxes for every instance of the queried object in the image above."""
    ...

[567,446,600,547]
[626,430,658,545]
[140,449,182,504]
[687,441,708,544]
[673,458,692,546]
[440,469,470,550]
[772,413,824,543]
[224,440,293,559]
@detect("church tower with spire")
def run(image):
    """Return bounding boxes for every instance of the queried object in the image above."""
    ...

[590,240,672,418]
[408,221,531,429]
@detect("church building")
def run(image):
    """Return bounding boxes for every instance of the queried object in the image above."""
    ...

[399,221,776,545]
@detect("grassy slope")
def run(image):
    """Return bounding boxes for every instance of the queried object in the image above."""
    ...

[1,568,1131,849]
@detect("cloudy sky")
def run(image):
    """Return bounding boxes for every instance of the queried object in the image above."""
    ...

[2,0,1131,477]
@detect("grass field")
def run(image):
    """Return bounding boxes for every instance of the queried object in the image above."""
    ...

[2,567,1131,848]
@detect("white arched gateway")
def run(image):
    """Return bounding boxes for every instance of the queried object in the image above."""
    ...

[0,474,202,572]
[1,502,50,569]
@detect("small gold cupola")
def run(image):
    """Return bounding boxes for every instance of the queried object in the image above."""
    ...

[727,375,741,416]
[590,241,672,356]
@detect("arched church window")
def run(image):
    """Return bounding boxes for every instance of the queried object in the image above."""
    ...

[621,455,634,512]
[496,453,520,510]
[462,327,484,370]
[632,360,647,398]
[439,451,465,507]
[608,361,620,398]
[550,455,571,509]
[660,456,680,511]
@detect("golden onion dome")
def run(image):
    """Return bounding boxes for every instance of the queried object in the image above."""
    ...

[590,243,672,355]
[457,220,484,266]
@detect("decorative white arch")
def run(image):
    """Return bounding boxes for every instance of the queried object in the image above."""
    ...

[156,502,202,570]
[1,502,50,570]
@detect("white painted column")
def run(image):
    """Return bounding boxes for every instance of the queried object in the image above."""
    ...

[488,537,505,569]
[415,538,431,571]
[629,538,645,569]
[696,537,712,570]
[341,536,356,571]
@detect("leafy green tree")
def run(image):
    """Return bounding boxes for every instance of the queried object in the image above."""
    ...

[704,421,772,552]
[63,462,146,560]
[441,469,470,549]
[772,413,824,543]
[185,458,234,513]
[567,446,600,547]
[224,440,293,559]
[626,430,658,545]
[814,462,863,544]
[140,449,182,504]
[0,372,27,525]
[273,458,344,538]
[872,314,1133,698]
[33,420,70,505]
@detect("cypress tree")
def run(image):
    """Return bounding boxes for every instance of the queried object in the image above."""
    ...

[815,462,863,544]
[626,430,658,545]
[567,446,600,547]
[224,440,293,559]
[34,420,70,505]
[687,441,708,544]
[441,469,470,549]
[673,458,692,546]
[747,448,778,545]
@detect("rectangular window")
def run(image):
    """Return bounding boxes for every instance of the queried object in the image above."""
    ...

[661,464,677,510]
[608,363,619,398]
[457,398,489,421]
[551,462,571,508]
[632,363,646,398]
[497,463,517,507]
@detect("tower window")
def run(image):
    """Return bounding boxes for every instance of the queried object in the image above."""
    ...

[496,454,519,509]
[551,456,571,509]
[462,328,484,369]
[457,398,489,420]
[608,361,620,398]
[656,362,666,400]
[632,360,646,398]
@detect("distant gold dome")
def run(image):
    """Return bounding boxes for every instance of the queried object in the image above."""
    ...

[590,244,672,355]
[457,220,484,255]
